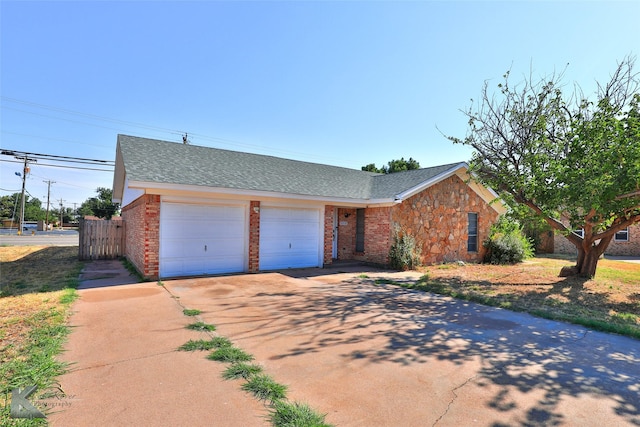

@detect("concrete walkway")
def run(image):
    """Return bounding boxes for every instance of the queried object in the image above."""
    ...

[50,261,640,426]
[49,268,269,426]
[604,255,640,264]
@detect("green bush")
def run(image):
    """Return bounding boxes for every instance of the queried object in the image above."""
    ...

[483,217,533,265]
[388,226,422,270]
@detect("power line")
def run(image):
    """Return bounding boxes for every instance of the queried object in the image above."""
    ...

[0,159,113,172]
[1,148,113,163]
[2,96,185,136]
[2,96,363,167]
[1,149,114,172]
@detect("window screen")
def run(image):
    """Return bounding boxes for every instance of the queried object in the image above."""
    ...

[355,209,365,252]
[615,228,629,241]
[467,213,478,252]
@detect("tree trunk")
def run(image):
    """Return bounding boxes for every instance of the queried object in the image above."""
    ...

[573,235,613,278]
[576,249,600,278]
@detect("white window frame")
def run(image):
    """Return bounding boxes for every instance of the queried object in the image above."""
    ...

[614,227,629,242]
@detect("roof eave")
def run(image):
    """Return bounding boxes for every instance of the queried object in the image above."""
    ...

[126,180,397,207]
[393,162,468,201]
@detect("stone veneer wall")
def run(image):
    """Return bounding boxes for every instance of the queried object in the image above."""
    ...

[121,194,160,279]
[390,175,499,264]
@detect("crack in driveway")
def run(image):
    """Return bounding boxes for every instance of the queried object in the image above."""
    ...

[432,374,478,426]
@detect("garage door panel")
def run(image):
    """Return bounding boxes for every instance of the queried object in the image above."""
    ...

[290,238,318,251]
[160,202,246,277]
[259,207,321,270]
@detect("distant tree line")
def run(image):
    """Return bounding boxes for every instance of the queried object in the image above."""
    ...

[0,187,120,224]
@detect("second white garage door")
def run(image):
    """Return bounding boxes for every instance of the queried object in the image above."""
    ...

[259,207,321,270]
[160,202,246,277]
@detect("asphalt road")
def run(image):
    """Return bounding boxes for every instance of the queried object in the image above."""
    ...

[0,230,79,246]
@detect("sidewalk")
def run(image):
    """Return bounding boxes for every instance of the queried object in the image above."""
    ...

[49,261,268,426]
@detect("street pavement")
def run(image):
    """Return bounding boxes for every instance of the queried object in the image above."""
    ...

[0,230,78,246]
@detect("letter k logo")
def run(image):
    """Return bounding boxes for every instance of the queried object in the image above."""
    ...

[10,385,45,419]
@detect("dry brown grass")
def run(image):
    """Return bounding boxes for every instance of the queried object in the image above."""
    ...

[411,255,640,337]
[0,246,82,365]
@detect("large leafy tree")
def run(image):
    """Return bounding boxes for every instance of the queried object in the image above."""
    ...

[78,187,120,219]
[362,157,421,174]
[449,57,640,277]
[0,193,45,221]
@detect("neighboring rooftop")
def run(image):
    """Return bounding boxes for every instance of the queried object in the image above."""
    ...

[114,134,466,202]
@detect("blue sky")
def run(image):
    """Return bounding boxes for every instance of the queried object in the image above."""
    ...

[1,1,638,209]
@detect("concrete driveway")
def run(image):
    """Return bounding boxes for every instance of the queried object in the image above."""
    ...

[51,264,640,426]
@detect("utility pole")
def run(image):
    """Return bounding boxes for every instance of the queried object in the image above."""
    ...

[58,198,65,230]
[14,154,37,235]
[43,180,55,231]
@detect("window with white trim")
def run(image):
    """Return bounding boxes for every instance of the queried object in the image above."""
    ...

[614,228,629,242]
[572,228,584,238]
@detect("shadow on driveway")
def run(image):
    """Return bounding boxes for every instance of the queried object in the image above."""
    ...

[164,272,640,426]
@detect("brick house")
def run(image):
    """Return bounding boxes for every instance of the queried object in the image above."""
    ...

[554,222,640,257]
[112,135,506,279]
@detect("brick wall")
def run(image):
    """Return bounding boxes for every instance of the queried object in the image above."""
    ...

[606,223,640,256]
[248,201,260,272]
[390,175,498,264]
[554,222,640,256]
[121,194,160,279]
[335,207,392,265]
[360,207,392,264]
[337,208,356,261]
[323,206,335,265]
[553,232,577,255]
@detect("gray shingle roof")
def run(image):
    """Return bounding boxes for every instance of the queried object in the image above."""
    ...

[116,134,464,201]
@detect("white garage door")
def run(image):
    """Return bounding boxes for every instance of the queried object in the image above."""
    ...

[160,202,246,277]
[259,207,321,270]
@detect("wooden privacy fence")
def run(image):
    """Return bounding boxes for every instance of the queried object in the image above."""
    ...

[78,219,125,260]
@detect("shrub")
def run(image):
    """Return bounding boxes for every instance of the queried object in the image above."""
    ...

[388,226,422,270]
[483,216,534,264]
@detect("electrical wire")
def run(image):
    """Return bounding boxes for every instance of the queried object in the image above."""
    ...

[26,153,112,164]
[2,96,185,136]
[2,96,363,167]
[0,149,114,164]
[1,159,113,172]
